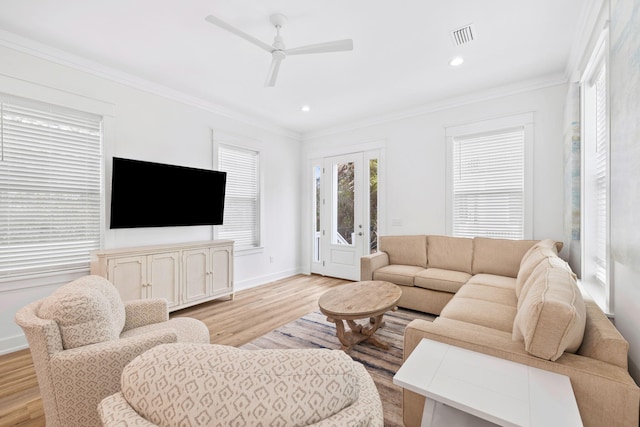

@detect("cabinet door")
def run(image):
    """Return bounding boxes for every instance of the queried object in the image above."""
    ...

[147,252,180,308]
[107,256,146,302]
[211,247,233,295]
[182,248,210,303]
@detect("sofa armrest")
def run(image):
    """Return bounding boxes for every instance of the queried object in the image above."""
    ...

[50,330,177,426]
[360,252,390,281]
[312,362,384,427]
[404,318,640,427]
[99,392,156,426]
[123,298,169,331]
[53,329,177,368]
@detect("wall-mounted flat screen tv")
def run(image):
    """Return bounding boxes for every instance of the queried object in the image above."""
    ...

[110,157,226,229]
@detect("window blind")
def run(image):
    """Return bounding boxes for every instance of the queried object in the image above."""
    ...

[594,64,608,285]
[0,96,102,279]
[217,144,259,250]
[452,128,525,239]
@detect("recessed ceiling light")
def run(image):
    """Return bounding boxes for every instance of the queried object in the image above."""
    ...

[449,56,464,67]
[301,105,311,112]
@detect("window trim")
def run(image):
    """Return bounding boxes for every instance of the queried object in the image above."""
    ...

[445,112,534,239]
[212,133,263,255]
[579,26,611,315]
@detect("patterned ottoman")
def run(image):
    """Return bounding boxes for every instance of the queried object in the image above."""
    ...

[98,342,383,426]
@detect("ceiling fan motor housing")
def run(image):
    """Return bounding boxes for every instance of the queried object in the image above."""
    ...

[272,50,286,61]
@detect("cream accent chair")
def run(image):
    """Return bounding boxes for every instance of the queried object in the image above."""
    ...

[99,343,384,427]
[14,275,210,427]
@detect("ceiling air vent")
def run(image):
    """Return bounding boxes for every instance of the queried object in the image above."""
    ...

[450,24,475,46]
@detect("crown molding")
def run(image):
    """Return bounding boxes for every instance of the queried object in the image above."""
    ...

[564,0,608,81]
[302,73,568,141]
[0,29,301,141]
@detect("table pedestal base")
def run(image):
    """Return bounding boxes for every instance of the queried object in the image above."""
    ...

[327,314,390,352]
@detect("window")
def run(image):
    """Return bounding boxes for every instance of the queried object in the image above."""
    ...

[0,95,102,279]
[368,157,378,253]
[452,128,525,239]
[216,143,260,250]
[446,113,533,240]
[313,164,321,262]
[580,29,610,313]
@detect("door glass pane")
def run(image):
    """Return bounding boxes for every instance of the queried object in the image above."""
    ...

[333,161,354,245]
[369,158,378,253]
[313,165,321,262]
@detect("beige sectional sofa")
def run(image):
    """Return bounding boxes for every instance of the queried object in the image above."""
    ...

[360,235,640,427]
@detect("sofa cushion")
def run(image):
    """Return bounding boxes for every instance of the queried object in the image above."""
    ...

[472,237,538,277]
[515,239,559,299]
[426,235,473,274]
[38,286,119,349]
[512,264,586,361]
[517,256,575,310]
[373,265,423,286]
[120,317,210,343]
[414,268,470,293]
[456,283,517,308]
[121,343,361,426]
[379,235,427,268]
[440,297,516,333]
[67,275,126,334]
[466,273,516,290]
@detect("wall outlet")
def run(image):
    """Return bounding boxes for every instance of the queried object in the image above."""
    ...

[269,256,274,263]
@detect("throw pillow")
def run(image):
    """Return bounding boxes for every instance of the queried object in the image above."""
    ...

[66,275,126,335]
[518,255,575,310]
[512,264,586,361]
[39,286,118,349]
[515,239,559,299]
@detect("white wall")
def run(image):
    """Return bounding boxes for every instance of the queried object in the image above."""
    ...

[300,83,567,274]
[609,0,640,383]
[0,45,302,354]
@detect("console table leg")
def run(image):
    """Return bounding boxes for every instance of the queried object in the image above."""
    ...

[421,398,436,427]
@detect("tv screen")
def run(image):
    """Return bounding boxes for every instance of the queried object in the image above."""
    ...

[110,157,226,229]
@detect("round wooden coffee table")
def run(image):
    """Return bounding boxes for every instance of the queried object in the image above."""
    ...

[318,280,402,352]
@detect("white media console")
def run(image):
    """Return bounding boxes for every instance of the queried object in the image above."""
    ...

[90,240,234,312]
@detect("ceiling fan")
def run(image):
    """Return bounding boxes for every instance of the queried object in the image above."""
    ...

[205,13,353,87]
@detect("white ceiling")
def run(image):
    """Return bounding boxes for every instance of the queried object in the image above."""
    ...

[0,0,586,136]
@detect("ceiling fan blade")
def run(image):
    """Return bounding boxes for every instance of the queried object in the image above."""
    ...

[264,57,283,87]
[205,15,273,53]
[286,39,353,56]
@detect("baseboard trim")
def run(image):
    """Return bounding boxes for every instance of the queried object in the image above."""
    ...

[234,267,305,292]
[0,335,28,356]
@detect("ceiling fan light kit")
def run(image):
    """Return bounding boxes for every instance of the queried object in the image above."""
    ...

[205,13,354,87]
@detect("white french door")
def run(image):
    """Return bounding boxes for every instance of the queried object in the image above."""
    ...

[311,151,379,280]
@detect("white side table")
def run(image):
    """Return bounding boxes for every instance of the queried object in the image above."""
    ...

[393,338,583,427]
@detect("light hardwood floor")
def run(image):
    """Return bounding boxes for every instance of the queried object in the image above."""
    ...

[0,274,350,427]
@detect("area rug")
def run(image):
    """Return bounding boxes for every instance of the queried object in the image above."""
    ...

[240,308,435,427]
